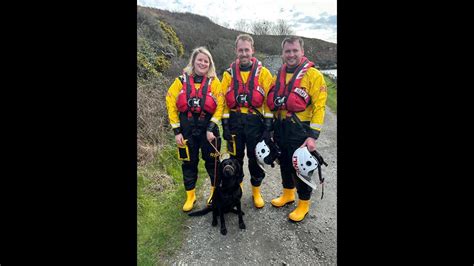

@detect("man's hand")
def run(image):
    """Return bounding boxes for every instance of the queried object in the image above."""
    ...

[300,137,316,152]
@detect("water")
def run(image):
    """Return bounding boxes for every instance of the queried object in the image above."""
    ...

[320,69,337,78]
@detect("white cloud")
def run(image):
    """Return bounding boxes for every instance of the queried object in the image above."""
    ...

[137,0,337,43]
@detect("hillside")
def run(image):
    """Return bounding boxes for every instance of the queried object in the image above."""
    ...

[137,5,337,78]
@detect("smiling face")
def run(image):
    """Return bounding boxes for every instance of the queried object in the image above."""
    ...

[235,39,254,66]
[193,52,210,76]
[282,40,304,68]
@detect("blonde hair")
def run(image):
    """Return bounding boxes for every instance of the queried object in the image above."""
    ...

[235,34,254,48]
[183,47,216,78]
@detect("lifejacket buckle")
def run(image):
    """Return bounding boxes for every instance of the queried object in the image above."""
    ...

[274,96,286,107]
[236,94,248,104]
[187,97,201,107]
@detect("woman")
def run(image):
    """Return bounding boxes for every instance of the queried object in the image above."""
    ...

[165,47,224,212]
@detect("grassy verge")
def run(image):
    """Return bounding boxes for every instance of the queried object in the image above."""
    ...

[323,74,337,113]
[137,143,208,265]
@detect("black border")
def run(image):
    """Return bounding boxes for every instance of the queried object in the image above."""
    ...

[4,2,138,264]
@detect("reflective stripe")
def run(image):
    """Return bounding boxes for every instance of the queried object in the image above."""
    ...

[171,123,181,128]
[222,113,230,118]
[210,117,220,124]
[264,113,274,118]
[310,123,322,130]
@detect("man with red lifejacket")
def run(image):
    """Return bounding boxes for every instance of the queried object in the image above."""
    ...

[267,36,328,222]
[218,34,274,209]
[166,47,224,212]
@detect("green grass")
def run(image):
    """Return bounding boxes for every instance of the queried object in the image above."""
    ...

[324,74,337,113]
[137,144,209,265]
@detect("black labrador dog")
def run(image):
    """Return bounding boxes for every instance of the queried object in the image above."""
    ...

[188,157,245,235]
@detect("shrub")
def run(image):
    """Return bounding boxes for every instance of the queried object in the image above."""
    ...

[154,54,171,73]
[137,52,159,79]
[159,21,184,57]
[137,75,174,165]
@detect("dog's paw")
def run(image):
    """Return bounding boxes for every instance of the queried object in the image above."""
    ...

[239,222,246,229]
[212,220,218,226]
[220,228,227,235]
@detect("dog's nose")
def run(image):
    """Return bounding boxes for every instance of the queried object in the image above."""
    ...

[223,165,235,176]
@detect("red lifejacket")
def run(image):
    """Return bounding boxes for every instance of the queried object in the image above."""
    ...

[176,73,217,115]
[267,57,314,113]
[225,57,265,110]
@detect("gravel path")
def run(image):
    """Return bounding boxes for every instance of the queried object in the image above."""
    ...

[163,108,337,265]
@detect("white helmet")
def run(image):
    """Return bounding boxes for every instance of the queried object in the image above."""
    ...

[292,147,319,189]
[255,139,271,167]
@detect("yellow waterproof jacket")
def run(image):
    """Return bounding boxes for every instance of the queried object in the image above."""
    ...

[166,75,223,130]
[221,64,273,118]
[271,67,327,133]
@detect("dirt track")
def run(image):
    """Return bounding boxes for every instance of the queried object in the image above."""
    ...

[163,108,337,265]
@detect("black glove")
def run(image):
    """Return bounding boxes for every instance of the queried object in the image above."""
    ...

[262,118,274,140]
[263,118,274,132]
[262,129,272,140]
[307,128,320,140]
[207,121,217,133]
[222,118,232,141]
[173,127,182,136]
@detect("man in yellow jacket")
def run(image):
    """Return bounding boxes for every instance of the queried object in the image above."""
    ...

[220,34,274,208]
[267,36,328,222]
[166,47,224,212]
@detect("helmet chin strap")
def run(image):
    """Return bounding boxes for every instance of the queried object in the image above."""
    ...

[255,160,268,173]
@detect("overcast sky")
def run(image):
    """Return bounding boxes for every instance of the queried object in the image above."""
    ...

[137,0,337,44]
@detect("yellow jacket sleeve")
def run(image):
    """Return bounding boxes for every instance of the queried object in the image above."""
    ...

[165,77,183,129]
[305,68,327,132]
[220,70,232,119]
[209,77,223,125]
[290,68,328,138]
[259,67,274,118]
[269,75,278,117]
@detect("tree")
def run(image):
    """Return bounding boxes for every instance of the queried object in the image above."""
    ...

[272,19,294,35]
[250,20,274,35]
[234,19,250,33]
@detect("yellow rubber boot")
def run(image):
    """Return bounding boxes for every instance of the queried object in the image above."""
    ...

[182,189,196,212]
[271,188,296,207]
[288,199,310,222]
[252,185,265,208]
[206,186,215,207]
